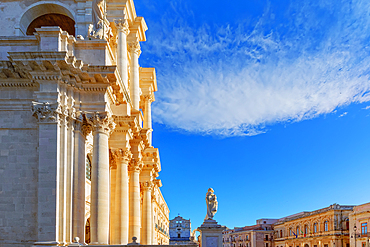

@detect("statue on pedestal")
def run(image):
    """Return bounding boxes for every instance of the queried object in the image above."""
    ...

[89,0,113,39]
[205,188,218,220]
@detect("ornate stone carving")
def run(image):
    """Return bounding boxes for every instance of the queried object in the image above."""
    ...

[141,181,154,191]
[111,148,132,163]
[114,19,130,35]
[86,112,115,135]
[205,188,218,221]
[128,159,143,172]
[32,102,61,123]
[128,41,141,56]
[74,116,92,137]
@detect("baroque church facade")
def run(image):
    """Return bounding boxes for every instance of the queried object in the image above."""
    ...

[0,0,170,246]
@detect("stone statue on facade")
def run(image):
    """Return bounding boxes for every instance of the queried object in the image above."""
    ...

[205,188,218,220]
[88,0,113,39]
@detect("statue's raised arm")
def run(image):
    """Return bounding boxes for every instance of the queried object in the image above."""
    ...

[205,188,218,220]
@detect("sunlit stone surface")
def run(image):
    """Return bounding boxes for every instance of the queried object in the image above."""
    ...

[0,0,170,246]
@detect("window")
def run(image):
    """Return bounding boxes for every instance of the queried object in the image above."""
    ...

[86,156,91,180]
[289,228,292,236]
[280,230,283,238]
[361,223,367,234]
[296,227,300,235]
[362,243,366,247]
[266,243,269,247]
[324,221,328,232]
[265,235,269,241]
[314,223,317,233]
[324,244,328,247]
[305,225,308,235]
[178,234,181,238]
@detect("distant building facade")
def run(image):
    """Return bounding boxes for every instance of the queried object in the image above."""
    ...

[274,204,353,247]
[223,219,277,247]
[170,216,192,244]
[349,202,370,247]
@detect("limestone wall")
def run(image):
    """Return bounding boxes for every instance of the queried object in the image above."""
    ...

[0,87,38,243]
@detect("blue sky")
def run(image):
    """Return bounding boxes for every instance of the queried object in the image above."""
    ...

[134,0,370,230]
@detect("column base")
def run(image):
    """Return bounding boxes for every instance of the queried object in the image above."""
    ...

[33,241,60,247]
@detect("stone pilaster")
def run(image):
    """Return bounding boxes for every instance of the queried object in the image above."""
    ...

[32,102,62,245]
[128,41,141,111]
[87,112,115,245]
[115,19,130,89]
[128,159,143,242]
[141,181,153,245]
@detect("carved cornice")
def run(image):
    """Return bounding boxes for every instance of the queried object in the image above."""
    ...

[128,41,141,56]
[32,102,61,123]
[86,112,116,135]
[115,19,130,36]
[142,147,161,173]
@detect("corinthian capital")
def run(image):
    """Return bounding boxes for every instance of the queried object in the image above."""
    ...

[114,19,130,35]
[32,102,61,123]
[141,181,154,191]
[86,112,115,135]
[128,158,143,172]
[112,148,132,163]
[128,41,141,56]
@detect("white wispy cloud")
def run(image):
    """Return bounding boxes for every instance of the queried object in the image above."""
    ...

[142,0,370,136]
[338,112,348,118]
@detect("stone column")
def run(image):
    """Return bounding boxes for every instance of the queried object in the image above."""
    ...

[112,149,132,244]
[143,96,153,145]
[87,112,115,244]
[32,102,61,245]
[129,160,142,242]
[141,181,153,245]
[110,160,117,243]
[129,41,141,111]
[115,19,130,89]
[72,116,90,243]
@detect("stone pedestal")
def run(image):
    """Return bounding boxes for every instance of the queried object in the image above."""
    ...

[197,220,226,247]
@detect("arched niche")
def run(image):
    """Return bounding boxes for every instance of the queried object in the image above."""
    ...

[19,2,75,36]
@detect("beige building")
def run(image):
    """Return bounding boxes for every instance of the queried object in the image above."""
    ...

[274,204,353,247]
[349,202,370,247]
[223,219,277,247]
[0,0,169,246]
